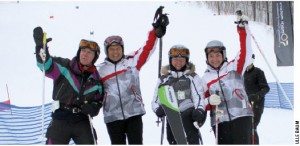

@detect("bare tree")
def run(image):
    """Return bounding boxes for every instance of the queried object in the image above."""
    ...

[198,1,293,26]
[251,2,256,21]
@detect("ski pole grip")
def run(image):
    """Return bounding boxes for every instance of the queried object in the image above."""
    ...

[43,32,47,45]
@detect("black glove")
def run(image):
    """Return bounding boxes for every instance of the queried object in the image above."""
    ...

[33,26,52,54]
[240,20,248,24]
[81,102,102,117]
[192,109,206,128]
[236,21,248,29]
[155,105,165,117]
[248,94,260,103]
[33,26,44,47]
[152,6,169,38]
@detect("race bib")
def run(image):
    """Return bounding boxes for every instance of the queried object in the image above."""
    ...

[177,90,185,100]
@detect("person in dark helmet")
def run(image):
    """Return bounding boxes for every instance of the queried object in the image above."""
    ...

[201,23,254,144]
[152,45,206,144]
[97,7,169,144]
[234,9,249,28]
[103,35,125,63]
[244,54,270,144]
[33,27,103,144]
[236,10,242,16]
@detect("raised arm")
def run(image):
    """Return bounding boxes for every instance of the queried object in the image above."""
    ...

[130,6,169,71]
[229,24,253,75]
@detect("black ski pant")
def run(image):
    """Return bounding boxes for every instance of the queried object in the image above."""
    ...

[213,116,252,144]
[252,99,265,144]
[45,119,97,144]
[166,108,200,144]
[106,115,143,144]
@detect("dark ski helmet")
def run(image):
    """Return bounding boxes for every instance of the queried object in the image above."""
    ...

[104,35,124,56]
[77,39,100,64]
[236,10,242,16]
[204,40,227,61]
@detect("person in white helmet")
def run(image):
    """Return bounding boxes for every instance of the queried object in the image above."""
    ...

[201,22,254,144]
[152,45,206,144]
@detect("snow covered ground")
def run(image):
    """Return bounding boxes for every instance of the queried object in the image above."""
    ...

[0,1,297,145]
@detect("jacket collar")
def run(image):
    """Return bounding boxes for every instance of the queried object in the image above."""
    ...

[161,62,196,77]
[70,57,99,79]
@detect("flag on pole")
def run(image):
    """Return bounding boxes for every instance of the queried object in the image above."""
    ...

[0,100,11,110]
[272,1,294,66]
[2,99,10,104]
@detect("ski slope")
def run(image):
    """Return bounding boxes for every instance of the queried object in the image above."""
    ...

[0,1,296,145]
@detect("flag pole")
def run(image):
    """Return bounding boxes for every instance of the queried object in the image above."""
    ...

[250,30,293,110]
[41,32,47,143]
[6,84,12,115]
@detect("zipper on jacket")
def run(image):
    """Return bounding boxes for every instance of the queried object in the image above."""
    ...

[54,83,64,100]
[115,64,126,119]
[76,73,89,105]
[217,70,232,121]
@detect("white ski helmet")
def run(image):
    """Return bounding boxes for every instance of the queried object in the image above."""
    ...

[204,40,227,61]
[168,44,190,61]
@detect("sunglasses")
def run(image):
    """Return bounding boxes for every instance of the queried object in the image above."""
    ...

[169,48,190,57]
[205,47,224,54]
[79,39,100,52]
[104,36,124,47]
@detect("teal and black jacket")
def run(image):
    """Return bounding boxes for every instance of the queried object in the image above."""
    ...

[36,48,103,120]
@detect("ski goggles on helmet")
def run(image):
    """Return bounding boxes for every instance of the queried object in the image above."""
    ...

[169,48,190,58]
[104,36,124,48]
[79,39,100,53]
[205,47,224,54]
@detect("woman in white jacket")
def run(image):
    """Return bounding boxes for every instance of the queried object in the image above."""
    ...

[202,24,254,144]
[152,45,206,144]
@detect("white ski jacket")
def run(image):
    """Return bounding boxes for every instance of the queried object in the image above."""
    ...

[202,25,254,126]
[152,63,205,113]
[236,14,250,27]
[98,29,158,123]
